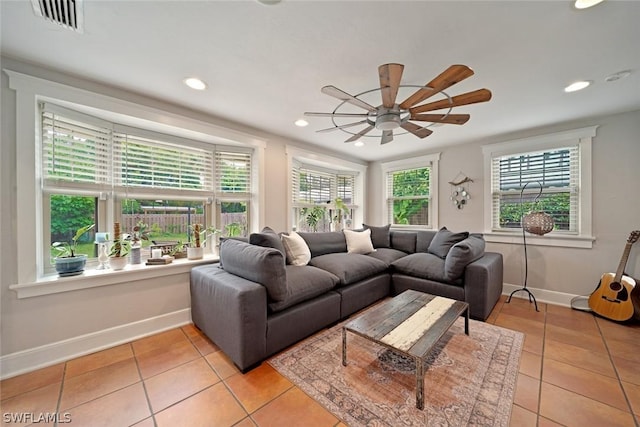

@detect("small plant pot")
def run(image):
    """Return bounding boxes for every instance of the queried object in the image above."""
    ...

[109,256,128,271]
[54,255,87,277]
[187,247,204,260]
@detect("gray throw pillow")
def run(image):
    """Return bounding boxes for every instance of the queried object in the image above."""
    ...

[363,224,391,248]
[427,227,469,259]
[249,226,286,257]
[444,235,486,281]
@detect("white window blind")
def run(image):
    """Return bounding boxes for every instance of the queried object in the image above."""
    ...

[216,151,251,197]
[114,133,214,191]
[491,147,579,232]
[42,110,110,187]
[337,174,355,205]
[294,168,336,205]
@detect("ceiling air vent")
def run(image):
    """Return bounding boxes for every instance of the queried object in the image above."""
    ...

[31,0,84,33]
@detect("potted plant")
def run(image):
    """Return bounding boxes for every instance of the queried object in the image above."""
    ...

[331,198,350,232]
[187,224,220,260]
[130,220,151,264]
[109,222,131,270]
[51,223,95,276]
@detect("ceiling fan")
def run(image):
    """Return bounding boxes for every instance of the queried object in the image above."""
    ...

[304,64,492,145]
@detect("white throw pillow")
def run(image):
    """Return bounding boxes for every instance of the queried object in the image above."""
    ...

[281,231,311,266]
[343,229,375,254]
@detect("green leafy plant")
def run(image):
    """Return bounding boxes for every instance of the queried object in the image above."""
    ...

[224,222,243,238]
[301,206,326,232]
[51,224,95,258]
[109,222,131,257]
[332,198,349,224]
[131,220,151,247]
[189,224,221,247]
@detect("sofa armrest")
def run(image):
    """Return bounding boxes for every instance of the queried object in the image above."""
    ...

[463,252,504,320]
[190,264,267,371]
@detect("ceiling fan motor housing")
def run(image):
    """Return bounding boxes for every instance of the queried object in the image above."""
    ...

[375,107,402,130]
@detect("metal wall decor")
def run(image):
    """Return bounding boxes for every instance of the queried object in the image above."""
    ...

[448,173,473,209]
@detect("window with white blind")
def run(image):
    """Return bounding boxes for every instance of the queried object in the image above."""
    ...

[291,164,357,232]
[40,103,254,270]
[482,126,596,247]
[381,153,440,228]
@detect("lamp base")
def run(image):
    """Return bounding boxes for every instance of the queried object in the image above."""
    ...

[506,287,539,312]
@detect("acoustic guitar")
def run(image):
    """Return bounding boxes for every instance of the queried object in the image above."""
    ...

[588,230,640,322]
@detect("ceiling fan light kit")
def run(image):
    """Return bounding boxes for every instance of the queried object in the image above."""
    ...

[304,63,492,145]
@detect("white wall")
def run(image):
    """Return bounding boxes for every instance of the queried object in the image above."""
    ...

[368,110,640,298]
[0,57,364,376]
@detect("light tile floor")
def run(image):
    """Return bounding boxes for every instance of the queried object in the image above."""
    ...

[2,295,639,426]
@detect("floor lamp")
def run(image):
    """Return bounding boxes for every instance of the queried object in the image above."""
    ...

[506,181,554,312]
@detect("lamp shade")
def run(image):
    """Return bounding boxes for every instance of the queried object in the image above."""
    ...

[522,211,554,236]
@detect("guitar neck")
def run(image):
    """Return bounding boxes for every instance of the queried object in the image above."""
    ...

[615,243,633,282]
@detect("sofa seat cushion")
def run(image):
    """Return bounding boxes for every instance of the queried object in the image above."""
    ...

[391,252,462,285]
[366,248,408,266]
[268,265,340,313]
[309,253,388,286]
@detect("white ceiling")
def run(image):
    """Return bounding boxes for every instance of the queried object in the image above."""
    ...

[2,0,639,162]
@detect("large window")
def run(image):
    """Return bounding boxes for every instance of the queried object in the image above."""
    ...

[291,164,357,232]
[483,126,596,247]
[41,103,253,271]
[381,154,440,228]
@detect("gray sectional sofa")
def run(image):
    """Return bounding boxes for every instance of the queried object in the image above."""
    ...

[190,226,503,371]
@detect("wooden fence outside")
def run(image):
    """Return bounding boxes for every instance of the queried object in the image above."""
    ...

[122,213,247,236]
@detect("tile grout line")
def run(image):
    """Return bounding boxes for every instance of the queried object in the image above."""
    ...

[594,317,640,427]
[131,342,157,427]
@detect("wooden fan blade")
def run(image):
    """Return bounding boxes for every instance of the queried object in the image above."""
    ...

[305,112,370,118]
[345,125,374,143]
[399,65,475,109]
[379,63,404,108]
[401,122,433,139]
[409,89,492,114]
[316,120,368,133]
[321,85,377,112]
[410,113,470,125]
[381,130,394,145]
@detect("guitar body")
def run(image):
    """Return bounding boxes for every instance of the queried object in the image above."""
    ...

[588,272,636,322]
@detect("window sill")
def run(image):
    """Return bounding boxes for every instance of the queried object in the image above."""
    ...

[10,255,219,299]
[484,232,594,249]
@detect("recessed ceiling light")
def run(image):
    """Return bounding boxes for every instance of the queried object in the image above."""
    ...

[294,119,309,127]
[184,77,207,90]
[574,0,604,9]
[564,80,591,93]
[354,141,364,147]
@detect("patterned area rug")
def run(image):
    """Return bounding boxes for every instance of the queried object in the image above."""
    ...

[269,309,523,426]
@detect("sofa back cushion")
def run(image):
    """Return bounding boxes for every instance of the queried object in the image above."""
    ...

[249,227,286,257]
[444,235,486,281]
[220,239,288,302]
[363,224,391,248]
[390,231,417,254]
[427,227,469,259]
[415,230,437,253]
[298,231,347,258]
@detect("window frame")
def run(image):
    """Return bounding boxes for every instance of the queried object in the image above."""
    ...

[482,126,597,248]
[381,153,440,229]
[286,145,366,232]
[7,69,265,290]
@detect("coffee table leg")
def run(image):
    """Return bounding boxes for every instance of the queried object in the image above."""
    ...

[465,307,469,335]
[342,328,347,366]
[416,358,424,410]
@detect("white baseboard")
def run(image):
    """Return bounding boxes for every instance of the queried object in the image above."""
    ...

[502,282,583,308]
[0,308,192,380]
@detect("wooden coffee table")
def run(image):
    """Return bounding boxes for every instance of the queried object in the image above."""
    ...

[342,290,469,410]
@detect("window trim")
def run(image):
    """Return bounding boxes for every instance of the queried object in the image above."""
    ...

[7,69,266,288]
[380,153,440,229]
[482,126,597,248]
